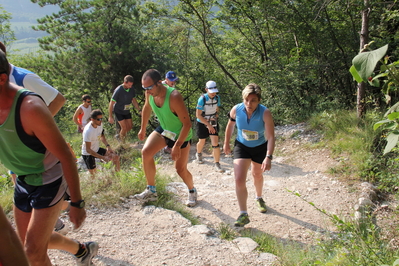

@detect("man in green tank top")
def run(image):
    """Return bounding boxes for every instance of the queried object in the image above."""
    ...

[134,69,197,207]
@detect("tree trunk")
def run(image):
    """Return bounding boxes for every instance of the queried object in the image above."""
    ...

[357,0,370,118]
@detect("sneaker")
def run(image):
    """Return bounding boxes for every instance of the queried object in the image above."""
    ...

[196,153,203,164]
[256,198,267,213]
[76,241,99,266]
[54,218,68,235]
[234,213,250,227]
[163,146,171,154]
[215,162,224,173]
[115,134,121,143]
[186,190,197,207]
[133,188,158,202]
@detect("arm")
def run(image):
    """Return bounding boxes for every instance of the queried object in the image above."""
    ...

[138,91,152,141]
[223,106,237,155]
[0,206,29,266]
[108,100,116,124]
[85,141,108,161]
[262,109,275,172]
[132,97,141,112]
[20,96,85,229]
[47,92,66,116]
[100,133,113,154]
[169,90,192,161]
[196,108,215,134]
[73,106,83,128]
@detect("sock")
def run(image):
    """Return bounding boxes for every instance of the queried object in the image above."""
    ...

[147,185,156,193]
[189,187,196,193]
[75,242,87,258]
[256,196,262,200]
[240,211,248,215]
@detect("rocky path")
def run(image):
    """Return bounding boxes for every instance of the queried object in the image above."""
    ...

[49,124,359,265]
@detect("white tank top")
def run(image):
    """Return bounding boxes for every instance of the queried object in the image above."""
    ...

[79,104,92,127]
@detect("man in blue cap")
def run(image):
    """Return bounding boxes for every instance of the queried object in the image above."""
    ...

[162,71,179,88]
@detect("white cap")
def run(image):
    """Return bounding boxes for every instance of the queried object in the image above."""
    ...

[205,80,218,93]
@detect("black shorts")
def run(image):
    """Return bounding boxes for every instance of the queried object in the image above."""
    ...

[82,148,107,170]
[233,140,268,164]
[14,176,67,212]
[154,126,191,149]
[115,112,132,121]
[196,121,219,139]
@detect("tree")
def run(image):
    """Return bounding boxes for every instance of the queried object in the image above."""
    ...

[0,4,15,46]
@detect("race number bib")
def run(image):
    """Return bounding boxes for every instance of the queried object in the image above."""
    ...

[124,104,131,111]
[242,129,258,141]
[161,130,177,141]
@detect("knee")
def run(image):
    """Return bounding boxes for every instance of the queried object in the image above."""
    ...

[175,165,187,176]
[141,147,154,159]
[212,144,220,149]
[25,242,47,264]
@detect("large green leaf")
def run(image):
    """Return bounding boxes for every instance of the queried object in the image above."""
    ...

[352,44,388,82]
[349,65,363,83]
[384,132,399,154]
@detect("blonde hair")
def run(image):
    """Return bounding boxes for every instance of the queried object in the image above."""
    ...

[242,83,261,101]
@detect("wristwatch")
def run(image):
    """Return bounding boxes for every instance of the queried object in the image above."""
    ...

[70,200,85,209]
[266,154,273,160]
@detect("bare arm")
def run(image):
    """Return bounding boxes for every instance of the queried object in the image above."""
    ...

[73,106,83,126]
[170,90,192,147]
[138,91,152,141]
[108,100,116,124]
[262,109,275,171]
[47,92,66,116]
[132,97,141,111]
[85,141,107,161]
[223,106,237,155]
[20,95,85,228]
[0,206,29,266]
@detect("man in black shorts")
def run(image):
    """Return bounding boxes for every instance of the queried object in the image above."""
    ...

[108,75,141,142]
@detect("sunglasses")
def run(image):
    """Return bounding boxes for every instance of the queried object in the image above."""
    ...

[96,118,103,121]
[86,101,92,103]
[142,81,158,90]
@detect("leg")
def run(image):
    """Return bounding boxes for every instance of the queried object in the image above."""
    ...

[112,153,120,171]
[14,200,79,266]
[141,131,166,186]
[175,142,194,190]
[251,161,264,198]
[233,158,252,212]
[118,119,128,141]
[196,138,206,154]
[210,135,220,163]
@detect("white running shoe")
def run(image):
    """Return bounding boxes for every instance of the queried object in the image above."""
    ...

[133,188,158,202]
[76,241,99,266]
[186,190,197,207]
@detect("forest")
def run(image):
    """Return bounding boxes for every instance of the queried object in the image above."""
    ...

[1,0,399,177]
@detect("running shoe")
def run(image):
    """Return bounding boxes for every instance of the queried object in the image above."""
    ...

[256,198,267,213]
[133,188,158,202]
[196,153,203,164]
[76,241,99,266]
[54,218,68,235]
[186,190,197,207]
[234,213,250,227]
[215,162,224,173]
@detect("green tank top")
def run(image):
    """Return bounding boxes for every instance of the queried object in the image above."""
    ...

[0,89,62,186]
[149,85,192,141]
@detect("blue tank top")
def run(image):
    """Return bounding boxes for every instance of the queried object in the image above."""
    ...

[235,103,267,147]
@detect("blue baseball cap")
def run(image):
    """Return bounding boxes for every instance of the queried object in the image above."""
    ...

[165,71,178,82]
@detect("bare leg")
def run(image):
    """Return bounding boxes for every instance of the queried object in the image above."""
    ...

[233,158,252,212]
[141,132,166,186]
[251,161,264,198]
[196,138,206,154]
[210,135,220,163]
[175,143,194,190]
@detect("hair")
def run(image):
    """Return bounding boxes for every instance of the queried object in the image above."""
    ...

[90,109,103,119]
[142,69,161,83]
[124,75,134,83]
[0,42,6,54]
[82,94,91,101]
[242,83,262,101]
[0,50,9,75]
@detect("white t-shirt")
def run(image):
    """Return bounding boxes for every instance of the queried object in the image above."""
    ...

[9,64,58,106]
[82,121,103,155]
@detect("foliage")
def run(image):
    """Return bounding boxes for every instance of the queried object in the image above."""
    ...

[0,4,15,46]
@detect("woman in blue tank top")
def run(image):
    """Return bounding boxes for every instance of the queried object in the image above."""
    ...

[223,83,275,227]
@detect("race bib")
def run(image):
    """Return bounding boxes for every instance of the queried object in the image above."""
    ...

[242,129,258,141]
[124,104,131,111]
[161,130,177,141]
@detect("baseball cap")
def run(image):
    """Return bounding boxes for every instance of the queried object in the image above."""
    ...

[165,71,178,82]
[206,80,218,93]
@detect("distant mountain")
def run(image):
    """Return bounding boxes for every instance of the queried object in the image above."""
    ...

[2,0,59,23]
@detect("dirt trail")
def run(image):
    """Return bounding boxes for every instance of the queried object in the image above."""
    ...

[49,124,359,265]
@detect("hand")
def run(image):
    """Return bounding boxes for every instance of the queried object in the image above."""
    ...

[69,206,86,231]
[207,124,216,134]
[261,158,272,172]
[223,144,231,155]
[171,146,181,161]
[138,129,146,141]
[109,117,114,124]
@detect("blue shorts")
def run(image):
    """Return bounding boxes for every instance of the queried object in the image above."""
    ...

[14,176,67,212]
[154,126,191,149]
[82,147,107,170]
[233,140,268,164]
